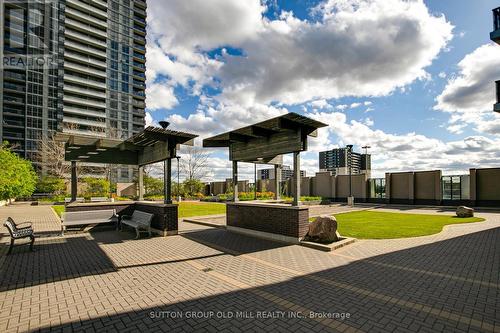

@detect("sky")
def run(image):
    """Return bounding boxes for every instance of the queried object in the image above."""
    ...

[143,0,500,182]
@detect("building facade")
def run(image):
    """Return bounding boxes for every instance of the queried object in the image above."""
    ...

[1,0,63,161]
[257,165,305,180]
[319,148,371,177]
[1,0,147,181]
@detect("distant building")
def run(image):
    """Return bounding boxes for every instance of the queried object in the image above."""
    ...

[319,148,371,177]
[491,7,500,112]
[258,165,305,180]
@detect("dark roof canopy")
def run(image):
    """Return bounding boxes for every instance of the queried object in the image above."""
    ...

[55,126,197,166]
[203,112,328,162]
[203,112,327,148]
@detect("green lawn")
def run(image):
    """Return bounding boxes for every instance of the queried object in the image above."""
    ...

[52,205,65,217]
[51,202,225,219]
[178,202,225,218]
[322,211,484,239]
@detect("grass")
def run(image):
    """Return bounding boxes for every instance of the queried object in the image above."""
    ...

[51,202,226,219]
[316,211,484,239]
[52,205,65,217]
[178,201,225,218]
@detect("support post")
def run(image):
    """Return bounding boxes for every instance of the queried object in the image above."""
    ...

[71,161,77,202]
[274,164,281,200]
[254,163,257,200]
[233,160,238,202]
[293,152,300,206]
[164,159,172,204]
[138,166,144,201]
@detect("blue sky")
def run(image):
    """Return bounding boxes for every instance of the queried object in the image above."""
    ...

[144,0,500,181]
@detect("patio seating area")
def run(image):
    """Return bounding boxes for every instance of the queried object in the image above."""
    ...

[0,203,499,332]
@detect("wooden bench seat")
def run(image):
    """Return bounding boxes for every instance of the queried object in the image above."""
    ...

[61,209,118,235]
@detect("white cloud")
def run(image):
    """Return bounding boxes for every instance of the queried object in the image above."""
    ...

[308,99,333,109]
[145,112,155,127]
[145,83,178,110]
[350,102,362,108]
[435,43,500,136]
[436,44,500,113]
[438,71,447,79]
[217,0,453,106]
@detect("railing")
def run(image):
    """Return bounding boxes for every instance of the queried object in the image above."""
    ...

[494,7,500,31]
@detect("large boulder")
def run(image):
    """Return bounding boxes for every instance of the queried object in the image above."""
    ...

[305,215,341,243]
[456,206,474,218]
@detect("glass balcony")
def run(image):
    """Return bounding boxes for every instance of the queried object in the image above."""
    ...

[491,7,500,44]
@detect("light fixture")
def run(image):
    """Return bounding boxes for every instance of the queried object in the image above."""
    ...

[77,155,90,159]
[96,148,107,151]
[159,121,170,129]
[68,146,80,149]
[87,152,99,155]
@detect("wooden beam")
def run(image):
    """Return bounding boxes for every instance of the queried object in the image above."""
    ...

[203,140,230,148]
[229,132,250,143]
[251,125,278,138]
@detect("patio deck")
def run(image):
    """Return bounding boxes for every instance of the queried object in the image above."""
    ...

[0,204,499,332]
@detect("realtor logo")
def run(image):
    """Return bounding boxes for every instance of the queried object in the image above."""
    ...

[2,0,58,69]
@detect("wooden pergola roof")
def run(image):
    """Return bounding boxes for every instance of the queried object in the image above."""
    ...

[203,112,328,162]
[55,126,197,166]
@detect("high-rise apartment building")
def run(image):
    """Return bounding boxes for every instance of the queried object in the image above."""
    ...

[1,0,147,181]
[1,0,63,161]
[319,148,371,177]
[257,165,305,180]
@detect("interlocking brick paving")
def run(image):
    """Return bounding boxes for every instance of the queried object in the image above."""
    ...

[0,205,499,332]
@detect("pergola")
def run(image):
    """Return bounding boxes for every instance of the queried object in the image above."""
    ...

[203,112,327,206]
[55,126,198,203]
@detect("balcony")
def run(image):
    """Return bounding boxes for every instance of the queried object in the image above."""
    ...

[492,7,500,44]
[495,81,500,113]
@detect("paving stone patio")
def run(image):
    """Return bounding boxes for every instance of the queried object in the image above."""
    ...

[0,203,499,332]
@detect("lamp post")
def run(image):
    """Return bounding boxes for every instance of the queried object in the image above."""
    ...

[346,144,354,206]
[176,156,181,202]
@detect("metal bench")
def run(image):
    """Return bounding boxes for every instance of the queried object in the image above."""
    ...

[61,209,118,235]
[3,217,35,254]
[64,197,84,203]
[90,197,109,202]
[120,210,153,239]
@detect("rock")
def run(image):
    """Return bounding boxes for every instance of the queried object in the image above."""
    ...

[305,215,341,243]
[456,206,474,218]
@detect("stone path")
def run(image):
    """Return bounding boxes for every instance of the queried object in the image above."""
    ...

[0,204,498,332]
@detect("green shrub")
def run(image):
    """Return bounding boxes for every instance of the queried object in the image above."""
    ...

[144,175,163,195]
[82,177,110,198]
[0,143,37,200]
[183,179,205,197]
[36,176,66,195]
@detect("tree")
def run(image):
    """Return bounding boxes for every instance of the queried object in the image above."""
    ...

[81,177,110,198]
[36,176,66,195]
[144,175,163,195]
[0,143,38,200]
[36,133,69,178]
[180,146,210,182]
[183,178,205,197]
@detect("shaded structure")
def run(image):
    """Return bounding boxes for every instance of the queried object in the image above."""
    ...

[203,112,327,243]
[55,126,197,236]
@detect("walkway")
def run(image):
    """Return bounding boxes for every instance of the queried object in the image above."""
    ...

[0,204,498,332]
